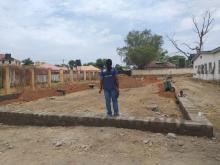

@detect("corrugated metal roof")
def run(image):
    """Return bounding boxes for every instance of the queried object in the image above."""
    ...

[36,63,100,72]
[37,63,68,71]
[201,46,220,54]
[73,65,100,72]
[192,46,220,61]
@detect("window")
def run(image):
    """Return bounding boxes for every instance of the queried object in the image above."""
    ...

[37,75,47,83]
[204,63,207,74]
[219,60,220,74]
[209,62,212,73]
[51,73,60,82]
[197,65,200,74]
[10,69,16,87]
[201,65,204,74]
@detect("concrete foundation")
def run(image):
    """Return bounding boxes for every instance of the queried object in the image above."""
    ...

[0,109,213,137]
[172,83,213,137]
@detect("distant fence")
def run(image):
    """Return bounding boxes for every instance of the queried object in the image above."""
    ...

[132,68,193,76]
[0,65,100,95]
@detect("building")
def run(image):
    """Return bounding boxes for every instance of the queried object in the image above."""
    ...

[35,62,100,81]
[35,62,68,71]
[145,60,176,69]
[73,65,100,80]
[192,46,220,81]
[35,62,69,83]
[0,53,21,66]
[74,65,100,72]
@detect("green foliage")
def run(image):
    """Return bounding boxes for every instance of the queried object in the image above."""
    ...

[117,29,167,69]
[85,59,126,71]
[95,58,106,69]
[22,58,34,65]
[83,62,96,66]
[127,46,157,69]
[185,59,192,67]
[84,58,107,69]
[68,60,76,69]
[168,55,186,68]
[157,50,169,61]
[115,64,123,71]
[178,58,186,68]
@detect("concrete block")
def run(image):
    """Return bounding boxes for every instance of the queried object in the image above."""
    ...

[0,111,214,137]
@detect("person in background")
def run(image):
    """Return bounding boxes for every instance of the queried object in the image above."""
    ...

[99,59,119,117]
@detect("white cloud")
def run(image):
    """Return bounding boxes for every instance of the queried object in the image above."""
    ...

[64,0,186,22]
[0,0,220,64]
[175,17,194,32]
[0,0,123,63]
[169,0,220,54]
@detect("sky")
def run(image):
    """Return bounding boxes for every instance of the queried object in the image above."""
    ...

[0,0,220,65]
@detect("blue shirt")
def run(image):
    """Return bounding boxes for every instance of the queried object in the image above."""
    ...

[100,68,118,90]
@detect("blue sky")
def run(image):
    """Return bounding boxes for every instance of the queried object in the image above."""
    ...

[0,0,220,65]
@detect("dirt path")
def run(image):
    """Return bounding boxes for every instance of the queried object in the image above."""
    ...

[0,125,219,165]
[1,82,181,119]
[173,76,220,134]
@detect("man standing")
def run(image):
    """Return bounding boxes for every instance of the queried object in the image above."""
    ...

[99,59,119,117]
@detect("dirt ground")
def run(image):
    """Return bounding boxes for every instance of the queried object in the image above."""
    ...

[173,76,220,135]
[0,82,90,105]
[1,76,181,119]
[0,125,219,165]
[0,76,220,164]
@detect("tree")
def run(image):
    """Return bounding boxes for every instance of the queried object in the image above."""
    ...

[127,46,157,69]
[157,50,169,61]
[168,55,186,68]
[83,62,96,66]
[95,58,106,69]
[68,60,76,69]
[22,58,34,65]
[83,59,106,69]
[115,64,123,71]
[117,29,167,69]
[168,10,214,59]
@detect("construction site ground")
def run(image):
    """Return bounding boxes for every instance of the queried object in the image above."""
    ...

[173,76,220,137]
[0,75,220,165]
[1,75,181,119]
[0,125,219,165]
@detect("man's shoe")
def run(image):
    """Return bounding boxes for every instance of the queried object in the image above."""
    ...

[106,114,112,118]
[113,113,120,117]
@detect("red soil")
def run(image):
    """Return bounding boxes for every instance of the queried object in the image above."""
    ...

[119,75,175,98]
[118,75,160,89]
[0,75,174,105]
[0,83,89,105]
[157,82,175,98]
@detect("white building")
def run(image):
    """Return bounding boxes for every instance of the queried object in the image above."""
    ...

[193,47,220,81]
